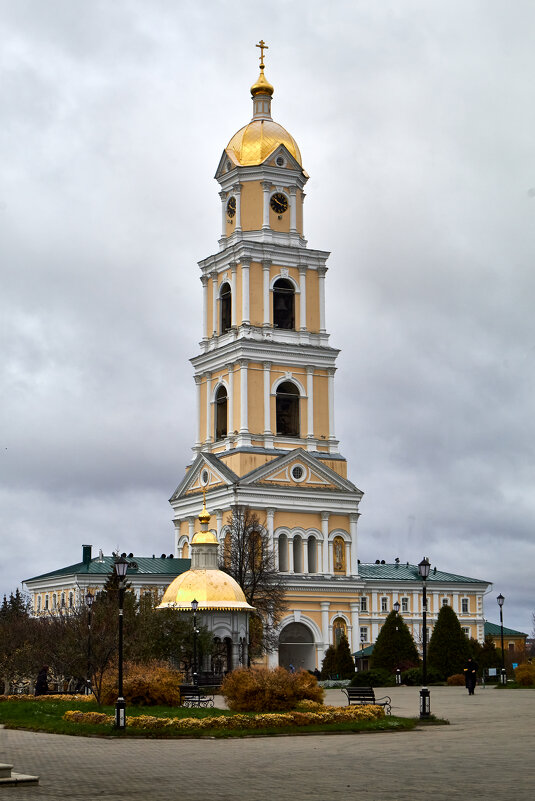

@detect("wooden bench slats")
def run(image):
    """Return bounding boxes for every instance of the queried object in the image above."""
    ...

[342,686,391,715]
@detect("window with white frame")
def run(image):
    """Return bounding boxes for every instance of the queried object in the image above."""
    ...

[462,627,470,637]
[69,592,74,608]
[45,595,49,610]
[461,598,469,614]
[442,598,449,606]
[401,597,409,612]
[61,593,65,608]
[360,596,367,612]
[37,596,41,612]
[360,626,368,643]
[381,597,388,612]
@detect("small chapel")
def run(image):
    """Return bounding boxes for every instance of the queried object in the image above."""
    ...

[24,43,491,671]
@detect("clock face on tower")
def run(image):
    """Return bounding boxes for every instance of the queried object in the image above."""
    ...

[226,196,236,218]
[270,192,288,214]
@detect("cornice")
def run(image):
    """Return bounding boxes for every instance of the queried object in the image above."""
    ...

[198,240,330,273]
[191,336,340,372]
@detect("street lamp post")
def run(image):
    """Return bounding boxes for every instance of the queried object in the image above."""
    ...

[85,592,94,695]
[114,555,129,729]
[393,601,401,684]
[191,599,199,685]
[418,557,431,718]
[497,593,506,685]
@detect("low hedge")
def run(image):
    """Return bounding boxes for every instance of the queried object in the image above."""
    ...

[63,703,384,731]
[220,667,324,712]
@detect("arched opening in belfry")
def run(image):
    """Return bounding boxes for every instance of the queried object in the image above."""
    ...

[293,535,303,573]
[220,282,232,333]
[307,536,317,573]
[279,622,315,671]
[273,278,295,329]
[276,381,300,436]
[215,385,228,440]
[278,533,288,572]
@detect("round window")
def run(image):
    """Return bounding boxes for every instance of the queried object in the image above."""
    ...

[291,464,306,482]
[276,156,285,167]
[201,469,209,486]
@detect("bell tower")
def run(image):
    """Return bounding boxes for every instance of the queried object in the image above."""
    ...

[171,44,364,668]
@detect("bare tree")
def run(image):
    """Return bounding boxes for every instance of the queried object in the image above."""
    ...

[220,506,286,658]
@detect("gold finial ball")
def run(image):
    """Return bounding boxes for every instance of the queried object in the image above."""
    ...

[198,505,211,526]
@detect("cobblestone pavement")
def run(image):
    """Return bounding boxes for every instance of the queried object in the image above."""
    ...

[0,686,533,800]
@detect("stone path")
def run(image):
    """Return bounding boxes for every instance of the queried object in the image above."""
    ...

[0,686,533,800]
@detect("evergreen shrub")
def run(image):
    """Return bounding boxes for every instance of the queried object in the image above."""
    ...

[514,664,535,686]
[221,667,324,712]
[400,667,443,686]
[350,669,394,687]
[100,661,182,706]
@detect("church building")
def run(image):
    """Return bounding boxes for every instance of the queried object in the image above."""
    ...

[24,44,491,672]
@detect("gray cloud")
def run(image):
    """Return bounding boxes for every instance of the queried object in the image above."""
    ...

[1,0,533,634]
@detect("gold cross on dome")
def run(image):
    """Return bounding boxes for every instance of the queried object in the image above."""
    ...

[256,39,268,68]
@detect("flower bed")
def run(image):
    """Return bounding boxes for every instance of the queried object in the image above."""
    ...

[63,703,384,731]
[1,694,93,703]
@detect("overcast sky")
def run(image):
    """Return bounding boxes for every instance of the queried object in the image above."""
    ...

[1,0,534,634]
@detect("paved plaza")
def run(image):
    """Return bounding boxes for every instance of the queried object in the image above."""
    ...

[0,686,533,800]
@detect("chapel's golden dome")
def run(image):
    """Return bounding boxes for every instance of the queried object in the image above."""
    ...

[191,530,218,545]
[158,569,255,611]
[226,120,302,167]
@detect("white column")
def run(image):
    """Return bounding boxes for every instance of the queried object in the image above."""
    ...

[350,602,360,653]
[267,508,275,554]
[241,261,250,325]
[234,183,242,232]
[372,592,378,614]
[219,190,227,237]
[188,517,195,542]
[289,186,297,233]
[453,592,459,614]
[227,363,234,435]
[301,191,306,237]
[288,537,294,573]
[413,591,420,615]
[321,512,330,573]
[344,541,351,577]
[262,181,271,228]
[230,263,237,328]
[205,372,212,442]
[194,375,202,449]
[262,260,271,326]
[201,276,209,341]
[303,540,309,574]
[263,361,272,434]
[306,366,314,441]
[321,601,330,655]
[299,266,307,330]
[349,513,359,575]
[174,520,181,557]
[211,271,218,336]
[327,368,336,440]
[432,592,439,616]
[239,360,248,433]
[318,266,327,333]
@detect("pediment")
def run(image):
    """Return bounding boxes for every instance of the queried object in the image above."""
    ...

[170,454,238,501]
[264,144,302,171]
[215,149,239,181]
[239,449,359,494]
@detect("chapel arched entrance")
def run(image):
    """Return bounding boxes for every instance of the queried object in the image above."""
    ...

[278,622,315,671]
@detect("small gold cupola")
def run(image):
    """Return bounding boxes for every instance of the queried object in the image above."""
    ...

[251,39,274,121]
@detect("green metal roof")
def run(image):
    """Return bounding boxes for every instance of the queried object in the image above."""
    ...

[25,556,191,583]
[484,621,527,638]
[352,644,375,658]
[358,563,489,584]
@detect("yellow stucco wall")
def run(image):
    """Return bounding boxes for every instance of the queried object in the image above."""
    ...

[240,182,263,231]
[306,270,319,332]
[249,262,263,325]
[274,511,322,529]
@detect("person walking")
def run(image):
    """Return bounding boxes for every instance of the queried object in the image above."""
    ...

[463,657,478,695]
[35,666,49,696]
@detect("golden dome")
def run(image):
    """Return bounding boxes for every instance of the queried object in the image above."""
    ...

[198,503,210,526]
[191,530,218,545]
[158,569,255,611]
[250,69,274,97]
[226,119,302,167]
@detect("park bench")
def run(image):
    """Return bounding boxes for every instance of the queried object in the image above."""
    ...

[179,684,214,708]
[342,686,391,715]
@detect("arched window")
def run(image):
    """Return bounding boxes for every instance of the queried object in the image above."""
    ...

[333,617,347,646]
[61,592,65,608]
[215,385,228,440]
[333,536,346,574]
[293,535,303,573]
[68,592,73,608]
[276,381,300,436]
[182,541,189,559]
[307,536,317,573]
[223,530,232,569]
[220,282,232,333]
[273,278,295,329]
[278,533,288,572]
[37,596,42,612]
